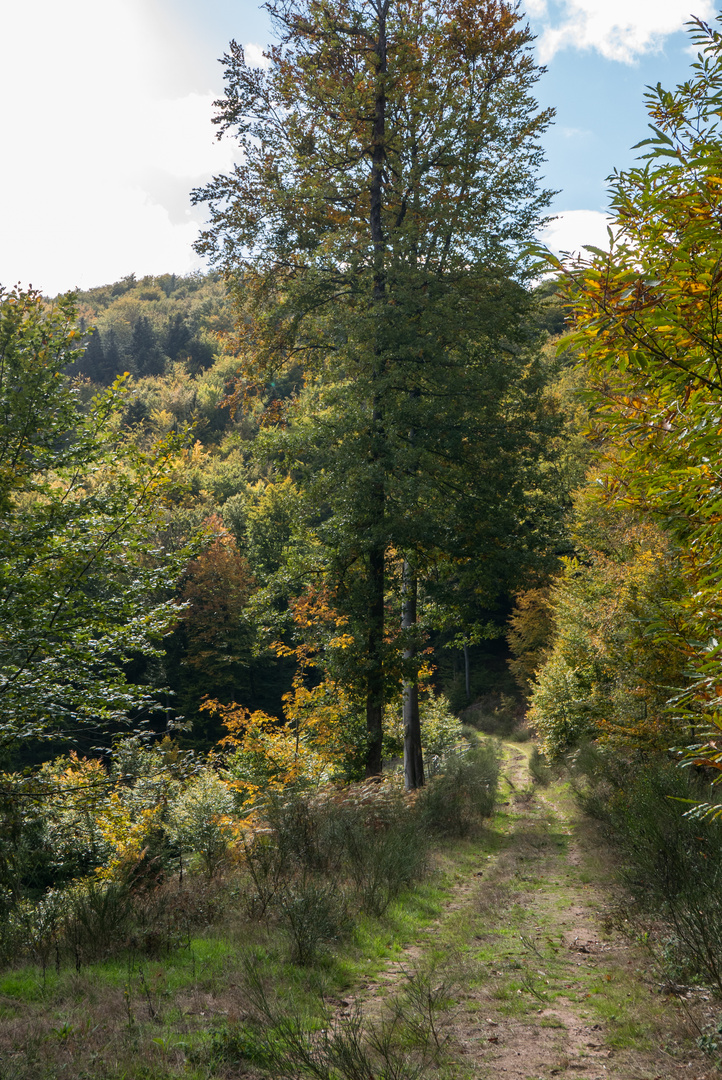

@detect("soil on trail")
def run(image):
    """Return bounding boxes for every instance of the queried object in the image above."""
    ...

[355,745,719,1080]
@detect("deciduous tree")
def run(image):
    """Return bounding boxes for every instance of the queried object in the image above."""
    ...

[194,0,554,779]
[544,15,722,778]
[0,287,187,762]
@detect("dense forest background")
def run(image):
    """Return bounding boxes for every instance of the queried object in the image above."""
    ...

[41,268,572,759]
[5,10,722,1067]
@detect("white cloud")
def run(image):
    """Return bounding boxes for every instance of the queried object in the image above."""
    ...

[539,209,614,259]
[561,126,592,138]
[244,42,271,69]
[0,0,241,294]
[532,0,715,64]
[525,0,550,15]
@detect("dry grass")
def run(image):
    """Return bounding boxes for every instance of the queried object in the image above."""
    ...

[0,748,719,1079]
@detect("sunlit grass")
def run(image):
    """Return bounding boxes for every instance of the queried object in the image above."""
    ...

[0,745,708,1078]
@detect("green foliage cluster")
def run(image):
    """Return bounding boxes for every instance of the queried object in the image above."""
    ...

[0,735,499,974]
[0,287,190,761]
[529,16,722,777]
[416,742,500,836]
[571,744,722,993]
[383,692,464,773]
[70,271,232,385]
[528,490,687,759]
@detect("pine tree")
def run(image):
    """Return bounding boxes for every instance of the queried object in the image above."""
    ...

[77,327,107,383]
[104,329,124,381]
[165,313,192,362]
[131,316,165,377]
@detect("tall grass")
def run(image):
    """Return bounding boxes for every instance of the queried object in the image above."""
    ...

[210,951,456,1079]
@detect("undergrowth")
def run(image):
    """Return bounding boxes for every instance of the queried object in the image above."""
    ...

[207,952,457,1079]
[568,742,722,993]
[0,744,500,1079]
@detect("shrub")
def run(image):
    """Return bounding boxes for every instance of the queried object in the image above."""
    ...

[8,889,66,976]
[528,653,594,759]
[277,878,349,964]
[259,786,428,918]
[417,694,466,775]
[418,741,499,836]
[167,768,235,878]
[62,879,132,967]
[528,746,553,786]
[574,746,722,991]
[337,809,427,916]
[528,492,688,759]
[131,873,228,954]
[241,831,290,918]
[264,791,333,875]
[10,880,133,972]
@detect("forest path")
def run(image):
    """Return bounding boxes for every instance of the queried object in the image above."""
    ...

[355,743,718,1080]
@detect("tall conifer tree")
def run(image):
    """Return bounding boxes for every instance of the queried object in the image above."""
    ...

[77,327,108,383]
[104,329,123,381]
[131,316,165,378]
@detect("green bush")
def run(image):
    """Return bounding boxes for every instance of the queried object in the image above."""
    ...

[167,768,235,878]
[338,811,427,916]
[259,787,428,918]
[6,879,131,971]
[62,880,133,966]
[277,878,350,964]
[384,691,467,774]
[528,746,553,786]
[418,742,499,836]
[528,493,688,759]
[241,831,290,918]
[263,791,338,875]
[573,746,722,991]
[209,1021,281,1068]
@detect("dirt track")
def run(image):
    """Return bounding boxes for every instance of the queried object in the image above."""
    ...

[355,745,719,1080]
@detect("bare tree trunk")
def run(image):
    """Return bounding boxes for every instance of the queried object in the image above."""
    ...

[365,539,385,776]
[463,643,470,702]
[364,0,389,779]
[403,560,424,789]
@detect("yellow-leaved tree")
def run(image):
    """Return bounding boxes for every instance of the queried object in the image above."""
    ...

[538,16,722,788]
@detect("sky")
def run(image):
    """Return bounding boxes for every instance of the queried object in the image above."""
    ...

[0,0,716,295]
